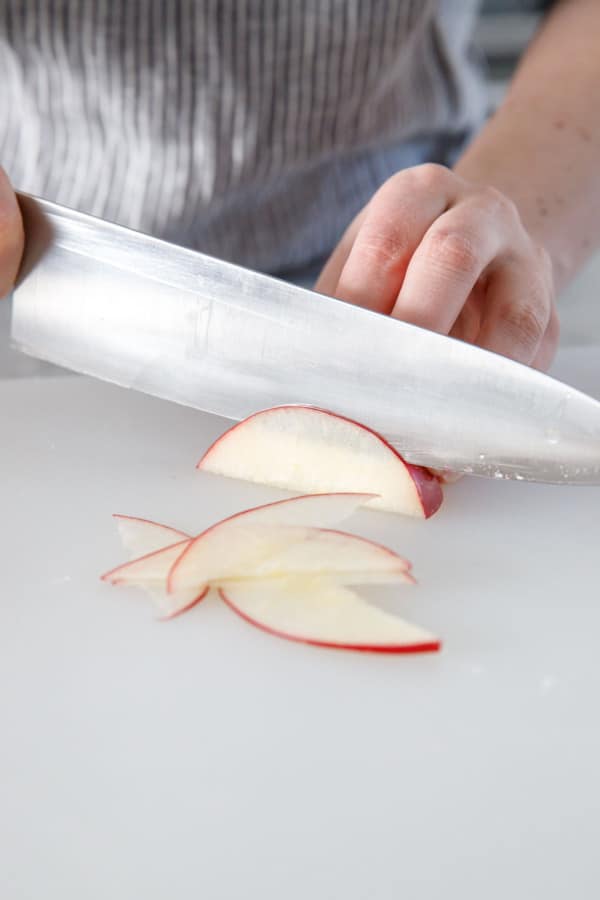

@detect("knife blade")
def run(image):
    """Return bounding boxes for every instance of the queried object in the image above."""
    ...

[10,193,600,485]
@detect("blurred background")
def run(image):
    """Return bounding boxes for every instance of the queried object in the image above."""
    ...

[477,0,600,349]
[1,0,598,378]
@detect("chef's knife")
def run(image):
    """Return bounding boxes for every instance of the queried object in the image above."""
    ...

[10,193,600,484]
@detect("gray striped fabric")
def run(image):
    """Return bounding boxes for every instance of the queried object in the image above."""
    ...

[0,0,485,275]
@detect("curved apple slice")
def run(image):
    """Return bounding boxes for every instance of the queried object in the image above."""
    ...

[102,540,190,586]
[219,577,440,653]
[252,528,413,583]
[113,514,191,558]
[219,491,376,528]
[167,492,374,593]
[169,523,313,592]
[102,538,207,618]
[147,585,210,620]
[197,406,442,518]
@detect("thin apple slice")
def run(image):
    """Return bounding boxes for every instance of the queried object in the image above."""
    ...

[197,406,442,518]
[103,536,207,618]
[169,523,315,592]
[251,528,413,583]
[147,584,210,619]
[220,491,376,528]
[102,539,190,586]
[219,576,440,653]
[167,492,374,592]
[113,514,191,558]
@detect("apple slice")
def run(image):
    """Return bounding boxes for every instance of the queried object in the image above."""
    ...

[251,528,413,584]
[145,584,210,619]
[197,406,442,518]
[113,514,190,557]
[167,492,375,592]
[103,547,207,618]
[103,533,207,618]
[217,491,376,529]
[219,576,440,653]
[167,521,400,595]
[103,539,190,586]
[168,522,316,592]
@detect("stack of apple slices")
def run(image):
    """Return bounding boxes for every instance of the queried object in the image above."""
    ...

[102,493,440,653]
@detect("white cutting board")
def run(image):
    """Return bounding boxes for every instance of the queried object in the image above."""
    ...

[1,348,599,900]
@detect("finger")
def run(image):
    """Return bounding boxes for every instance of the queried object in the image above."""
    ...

[314,210,364,296]
[0,167,24,299]
[449,286,485,344]
[331,164,456,314]
[531,305,560,371]
[475,260,552,366]
[391,192,515,334]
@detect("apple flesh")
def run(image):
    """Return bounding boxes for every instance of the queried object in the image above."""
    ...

[197,406,442,518]
[113,514,190,557]
[167,491,379,593]
[251,528,413,584]
[169,521,413,595]
[219,577,440,653]
[104,518,202,618]
[102,539,191,586]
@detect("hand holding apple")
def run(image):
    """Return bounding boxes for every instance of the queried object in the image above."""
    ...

[0,168,24,300]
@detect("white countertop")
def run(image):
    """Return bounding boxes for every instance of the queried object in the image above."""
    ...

[1,347,599,900]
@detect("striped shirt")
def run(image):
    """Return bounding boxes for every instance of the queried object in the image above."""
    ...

[0,1,485,276]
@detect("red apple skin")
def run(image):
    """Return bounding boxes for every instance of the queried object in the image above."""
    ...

[197,405,443,519]
[111,514,190,539]
[218,588,440,654]
[161,586,210,620]
[407,465,443,518]
[313,527,413,575]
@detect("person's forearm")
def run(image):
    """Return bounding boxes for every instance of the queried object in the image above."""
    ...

[454,0,600,292]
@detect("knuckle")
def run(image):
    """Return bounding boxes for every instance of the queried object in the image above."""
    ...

[427,229,480,277]
[408,162,449,192]
[377,163,449,199]
[357,220,410,270]
[500,299,548,350]
[481,185,519,222]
